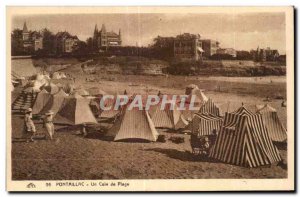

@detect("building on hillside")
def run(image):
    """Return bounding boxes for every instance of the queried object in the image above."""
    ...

[250,47,266,62]
[200,39,219,58]
[54,31,79,54]
[250,47,280,62]
[22,22,43,52]
[93,24,122,50]
[216,48,237,58]
[265,47,280,61]
[174,33,204,61]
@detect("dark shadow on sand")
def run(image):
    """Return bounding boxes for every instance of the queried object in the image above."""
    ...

[144,147,220,163]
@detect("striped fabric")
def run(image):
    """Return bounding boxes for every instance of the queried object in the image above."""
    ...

[12,90,37,111]
[107,106,159,142]
[199,98,221,117]
[188,113,223,136]
[210,106,282,168]
[256,104,287,142]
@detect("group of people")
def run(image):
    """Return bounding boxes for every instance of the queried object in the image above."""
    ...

[23,108,88,142]
[23,108,55,142]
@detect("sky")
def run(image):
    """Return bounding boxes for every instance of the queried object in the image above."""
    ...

[12,13,286,53]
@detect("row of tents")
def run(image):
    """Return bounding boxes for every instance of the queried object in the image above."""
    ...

[11,82,287,168]
[12,82,287,143]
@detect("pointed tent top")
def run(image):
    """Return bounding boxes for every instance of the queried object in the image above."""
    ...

[233,106,254,116]
[40,89,49,94]
[23,22,28,33]
[256,104,277,113]
[101,24,106,32]
[70,92,83,99]
[54,88,68,97]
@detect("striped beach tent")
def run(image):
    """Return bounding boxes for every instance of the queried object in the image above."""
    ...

[256,104,287,142]
[210,106,282,168]
[39,89,68,116]
[199,98,221,117]
[106,105,159,142]
[31,89,52,114]
[12,88,38,112]
[188,113,223,136]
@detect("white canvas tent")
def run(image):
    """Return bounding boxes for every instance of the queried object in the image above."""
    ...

[54,93,97,125]
[256,104,287,142]
[32,89,52,114]
[39,89,68,116]
[106,106,159,142]
[150,103,188,130]
[43,83,60,94]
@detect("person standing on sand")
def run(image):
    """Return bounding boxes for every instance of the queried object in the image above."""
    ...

[24,108,36,142]
[43,110,55,140]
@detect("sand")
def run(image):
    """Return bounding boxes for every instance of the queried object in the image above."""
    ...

[11,66,288,180]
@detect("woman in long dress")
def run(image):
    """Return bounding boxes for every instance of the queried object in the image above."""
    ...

[43,110,55,140]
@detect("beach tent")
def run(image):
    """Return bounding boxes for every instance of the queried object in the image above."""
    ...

[63,83,75,94]
[150,103,188,130]
[256,104,287,142]
[199,98,221,117]
[31,89,52,114]
[100,98,121,119]
[43,83,60,94]
[54,93,97,125]
[12,87,38,112]
[185,84,199,95]
[89,98,101,117]
[39,89,68,116]
[106,105,159,142]
[209,106,282,168]
[88,87,107,96]
[73,89,90,96]
[181,85,208,121]
[187,113,223,136]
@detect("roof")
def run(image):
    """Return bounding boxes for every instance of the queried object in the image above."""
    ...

[55,31,78,40]
[107,31,119,37]
[23,22,28,33]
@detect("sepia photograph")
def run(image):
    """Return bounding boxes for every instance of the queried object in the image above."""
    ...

[6,6,294,191]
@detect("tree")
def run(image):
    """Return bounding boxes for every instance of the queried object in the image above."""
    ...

[236,50,252,60]
[11,29,24,56]
[41,28,55,55]
[72,40,89,56]
[151,36,175,60]
[86,37,93,53]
